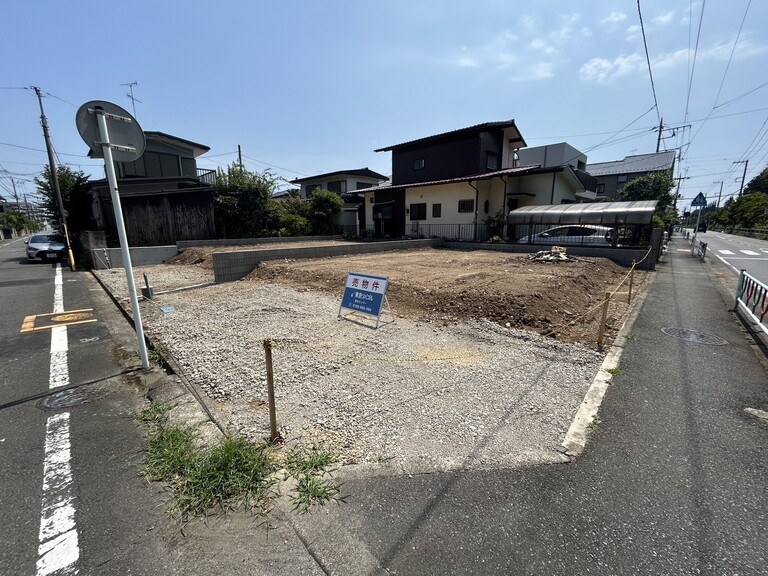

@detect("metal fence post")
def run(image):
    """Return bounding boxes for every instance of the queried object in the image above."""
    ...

[734,269,745,311]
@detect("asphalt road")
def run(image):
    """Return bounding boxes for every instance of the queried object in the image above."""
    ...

[688,229,768,285]
[0,238,172,576]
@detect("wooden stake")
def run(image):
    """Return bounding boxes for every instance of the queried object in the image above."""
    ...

[263,339,278,442]
[628,260,635,304]
[597,291,610,351]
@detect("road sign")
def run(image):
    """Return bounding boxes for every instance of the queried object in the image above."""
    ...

[691,192,707,207]
[75,100,145,162]
[75,100,150,368]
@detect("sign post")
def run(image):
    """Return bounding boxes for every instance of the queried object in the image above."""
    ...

[690,192,706,256]
[338,272,390,328]
[76,100,150,368]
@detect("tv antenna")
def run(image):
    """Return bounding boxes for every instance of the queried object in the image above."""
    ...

[121,81,141,118]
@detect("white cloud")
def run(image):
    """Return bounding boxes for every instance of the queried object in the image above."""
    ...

[454,55,480,68]
[602,12,626,24]
[510,62,555,82]
[653,10,675,26]
[530,38,557,55]
[580,54,644,83]
[625,24,641,42]
[580,35,768,83]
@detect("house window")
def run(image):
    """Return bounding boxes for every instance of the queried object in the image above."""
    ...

[432,203,442,218]
[617,174,628,183]
[356,182,373,190]
[458,199,474,213]
[413,158,425,170]
[327,180,347,194]
[160,153,180,177]
[597,183,606,194]
[484,199,489,214]
[409,203,427,220]
[486,152,501,171]
[306,184,321,196]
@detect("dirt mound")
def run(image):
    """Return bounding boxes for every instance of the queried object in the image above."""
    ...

[244,247,645,347]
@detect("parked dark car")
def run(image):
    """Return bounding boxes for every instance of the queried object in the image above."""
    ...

[697,221,707,233]
[25,233,67,263]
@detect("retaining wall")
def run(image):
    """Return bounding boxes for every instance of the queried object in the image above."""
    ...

[90,246,179,269]
[212,239,442,282]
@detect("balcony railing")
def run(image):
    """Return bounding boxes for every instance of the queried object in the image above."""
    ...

[197,168,216,186]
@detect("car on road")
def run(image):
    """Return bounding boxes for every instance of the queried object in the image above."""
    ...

[25,233,67,263]
[517,225,615,246]
[697,221,707,233]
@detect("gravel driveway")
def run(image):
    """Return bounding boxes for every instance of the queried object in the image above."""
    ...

[96,263,605,476]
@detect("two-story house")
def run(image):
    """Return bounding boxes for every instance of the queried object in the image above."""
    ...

[361,121,597,240]
[290,168,389,234]
[89,131,216,246]
[587,151,676,200]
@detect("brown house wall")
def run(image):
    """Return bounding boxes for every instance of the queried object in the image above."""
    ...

[120,191,216,246]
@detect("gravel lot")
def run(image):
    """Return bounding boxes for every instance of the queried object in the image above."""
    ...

[96,254,613,476]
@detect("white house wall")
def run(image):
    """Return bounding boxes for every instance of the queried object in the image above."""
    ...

[301,175,383,198]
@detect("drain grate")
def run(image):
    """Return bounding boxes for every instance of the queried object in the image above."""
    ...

[660,327,728,346]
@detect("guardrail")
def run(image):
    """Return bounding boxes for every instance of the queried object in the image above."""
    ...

[734,269,768,337]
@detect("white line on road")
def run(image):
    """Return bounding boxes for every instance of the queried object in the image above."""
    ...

[37,264,79,576]
[718,250,735,255]
[741,250,760,256]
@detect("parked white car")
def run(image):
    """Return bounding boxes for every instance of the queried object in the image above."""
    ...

[25,233,67,263]
[517,225,615,246]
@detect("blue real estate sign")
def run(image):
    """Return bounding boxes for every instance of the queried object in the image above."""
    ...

[339,272,389,320]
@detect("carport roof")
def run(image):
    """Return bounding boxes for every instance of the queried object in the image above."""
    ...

[508,200,658,226]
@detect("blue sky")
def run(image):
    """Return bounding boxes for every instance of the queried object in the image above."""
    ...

[2,1,767,212]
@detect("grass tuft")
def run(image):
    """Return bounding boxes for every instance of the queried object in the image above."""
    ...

[142,412,347,520]
[284,444,348,514]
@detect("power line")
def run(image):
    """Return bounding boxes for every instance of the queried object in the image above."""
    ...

[636,0,661,125]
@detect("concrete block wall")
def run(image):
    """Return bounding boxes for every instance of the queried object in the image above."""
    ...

[177,236,339,249]
[90,246,179,270]
[213,239,443,283]
[443,242,657,270]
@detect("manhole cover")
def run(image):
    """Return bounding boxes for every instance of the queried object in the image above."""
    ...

[37,381,116,410]
[40,389,86,409]
[660,327,728,346]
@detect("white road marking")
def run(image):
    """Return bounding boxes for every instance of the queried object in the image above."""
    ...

[741,250,760,256]
[37,264,79,575]
[37,414,78,576]
[719,250,735,255]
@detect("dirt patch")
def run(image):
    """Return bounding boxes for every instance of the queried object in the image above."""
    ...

[207,245,648,348]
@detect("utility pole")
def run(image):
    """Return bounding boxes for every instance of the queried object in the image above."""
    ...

[238,144,243,170]
[656,117,663,153]
[735,159,749,197]
[10,177,19,208]
[32,86,75,270]
[714,181,723,208]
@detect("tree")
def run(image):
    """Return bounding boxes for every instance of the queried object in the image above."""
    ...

[213,164,281,238]
[727,193,768,229]
[619,172,677,227]
[34,166,92,232]
[308,190,344,235]
[0,210,39,234]
[743,165,768,196]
